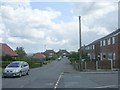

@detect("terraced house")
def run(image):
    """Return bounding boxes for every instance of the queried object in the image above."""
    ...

[43,50,56,58]
[57,49,69,57]
[81,29,120,69]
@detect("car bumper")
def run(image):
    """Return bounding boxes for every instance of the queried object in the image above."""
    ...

[3,72,20,77]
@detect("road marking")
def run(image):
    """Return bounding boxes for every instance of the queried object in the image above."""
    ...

[20,85,25,88]
[54,72,63,89]
[94,85,118,88]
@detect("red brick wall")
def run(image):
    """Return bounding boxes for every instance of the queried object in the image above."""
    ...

[117,33,120,68]
[98,60,111,69]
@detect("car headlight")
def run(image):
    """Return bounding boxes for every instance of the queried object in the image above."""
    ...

[4,69,7,73]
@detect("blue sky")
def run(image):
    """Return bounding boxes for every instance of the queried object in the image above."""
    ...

[30,2,74,23]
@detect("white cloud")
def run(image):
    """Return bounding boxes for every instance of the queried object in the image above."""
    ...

[7,37,36,44]
[0,2,118,53]
[71,2,118,45]
[1,1,68,52]
[46,37,69,45]
[1,3,61,40]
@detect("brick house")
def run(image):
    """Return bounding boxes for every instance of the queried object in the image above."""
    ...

[32,53,46,61]
[57,49,69,57]
[0,43,18,58]
[80,29,120,68]
[82,40,100,61]
[43,50,56,58]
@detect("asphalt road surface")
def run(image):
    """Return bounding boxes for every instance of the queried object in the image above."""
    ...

[2,57,119,89]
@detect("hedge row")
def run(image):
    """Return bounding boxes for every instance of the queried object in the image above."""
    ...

[2,60,43,69]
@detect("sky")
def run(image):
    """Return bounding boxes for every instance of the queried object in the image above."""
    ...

[0,0,119,53]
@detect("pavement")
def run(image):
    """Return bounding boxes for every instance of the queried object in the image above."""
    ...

[2,57,119,89]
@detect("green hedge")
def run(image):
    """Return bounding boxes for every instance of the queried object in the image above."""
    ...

[30,60,43,68]
[2,60,43,69]
[2,61,12,68]
[16,60,43,69]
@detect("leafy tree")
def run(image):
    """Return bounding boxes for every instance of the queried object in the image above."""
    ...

[68,52,80,63]
[2,55,15,61]
[15,47,27,60]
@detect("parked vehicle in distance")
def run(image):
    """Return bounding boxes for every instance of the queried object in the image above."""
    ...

[3,61,29,77]
[58,56,62,61]
[58,57,61,61]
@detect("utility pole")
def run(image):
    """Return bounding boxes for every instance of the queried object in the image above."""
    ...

[79,16,81,50]
[79,16,82,71]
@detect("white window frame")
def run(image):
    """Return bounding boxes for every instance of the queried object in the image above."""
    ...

[108,53,112,60]
[112,36,115,44]
[103,40,106,46]
[93,45,95,49]
[100,41,103,46]
[100,53,103,60]
[107,38,111,45]
[113,53,116,60]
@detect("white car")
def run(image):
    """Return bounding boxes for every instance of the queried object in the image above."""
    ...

[3,61,30,77]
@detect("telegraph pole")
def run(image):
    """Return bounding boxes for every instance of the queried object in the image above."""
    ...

[79,16,81,50]
[79,16,82,71]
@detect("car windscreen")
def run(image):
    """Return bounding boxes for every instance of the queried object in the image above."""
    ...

[7,62,20,67]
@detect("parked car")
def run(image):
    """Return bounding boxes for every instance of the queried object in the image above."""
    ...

[3,61,30,77]
[58,56,62,61]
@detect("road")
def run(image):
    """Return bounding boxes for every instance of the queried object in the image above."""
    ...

[2,57,119,89]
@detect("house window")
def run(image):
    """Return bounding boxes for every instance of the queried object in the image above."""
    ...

[87,53,90,56]
[93,54,95,59]
[92,45,95,49]
[112,37,115,44]
[88,53,92,60]
[86,47,88,50]
[113,53,116,60]
[103,53,106,59]
[107,38,111,45]
[63,53,66,55]
[100,41,103,46]
[103,40,106,46]
[50,53,53,55]
[100,53,103,60]
[108,53,112,60]
[91,45,92,50]
[88,46,90,50]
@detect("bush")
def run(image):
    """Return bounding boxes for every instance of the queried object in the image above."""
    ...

[68,52,79,60]
[2,61,12,68]
[2,55,16,61]
[30,61,42,68]
[2,59,43,69]
[15,59,43,69]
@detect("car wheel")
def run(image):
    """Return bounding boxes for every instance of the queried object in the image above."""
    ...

[26,70,29,75]
[19,71,22,77]
[2,75,5,78]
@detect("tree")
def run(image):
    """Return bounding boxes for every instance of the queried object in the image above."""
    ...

[15,47,27,60]
[68,52,80,63]
[2,55,15,61]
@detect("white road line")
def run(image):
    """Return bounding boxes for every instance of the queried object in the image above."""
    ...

[94,85,118,88]
[54,72,63,89]
[20,85,25,88]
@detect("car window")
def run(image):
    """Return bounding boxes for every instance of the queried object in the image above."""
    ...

[7,62,20,67]
[23,63,28,67]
